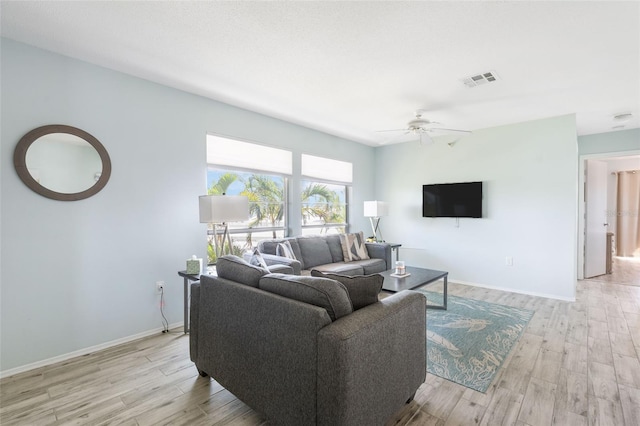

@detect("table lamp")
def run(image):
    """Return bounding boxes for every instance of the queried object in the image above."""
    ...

[364,200,388,242]
[199,194,249,259]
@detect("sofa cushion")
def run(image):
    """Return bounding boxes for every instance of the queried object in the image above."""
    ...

[297,236,333,269]
[325,234,345,263]
[310,262,364,276]
[216,255,268,288]
[259,274,353,321]
[352,258,388,275]
[311,270,383,310]
[339,231,370,262]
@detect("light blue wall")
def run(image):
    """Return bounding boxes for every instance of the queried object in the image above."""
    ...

[578,128,640,155]
[374,115,579,300]
[0,39,377,373]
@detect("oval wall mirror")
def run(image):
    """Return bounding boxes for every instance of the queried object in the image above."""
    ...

[13,125,112,201]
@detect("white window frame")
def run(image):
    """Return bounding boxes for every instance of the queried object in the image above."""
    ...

[300,154,352,235]
[206,135,292,259]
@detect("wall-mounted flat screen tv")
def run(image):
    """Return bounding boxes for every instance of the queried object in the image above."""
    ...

[422,181,483,218]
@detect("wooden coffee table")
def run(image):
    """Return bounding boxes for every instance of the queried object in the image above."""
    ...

[380,266,448,310]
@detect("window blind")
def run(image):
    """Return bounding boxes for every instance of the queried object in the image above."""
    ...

[301,154,352,183]
[207,135,292,175]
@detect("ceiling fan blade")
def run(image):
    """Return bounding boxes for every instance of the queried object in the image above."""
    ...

[376,129,407,133]
[420,132,434,146]
[375,129,414,145]
[429,127,472,134]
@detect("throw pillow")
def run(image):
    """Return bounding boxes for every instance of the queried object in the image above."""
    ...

[216,255,268,288]
[339,231,370,262]
[248,248,269,269]
[258,274,353,321]
[276,240,297,260]
[310,270,383,310]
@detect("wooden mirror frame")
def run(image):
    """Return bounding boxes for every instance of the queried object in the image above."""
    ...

[13,125,112,201]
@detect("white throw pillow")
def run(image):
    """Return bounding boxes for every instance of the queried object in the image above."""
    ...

[249,248,269,269]
[276,240,297,260]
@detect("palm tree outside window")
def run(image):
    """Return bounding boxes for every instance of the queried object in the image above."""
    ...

[301,180,348,235]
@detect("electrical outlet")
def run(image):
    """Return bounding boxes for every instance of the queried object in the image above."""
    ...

[156,281,165,292]
[505,257,513,266]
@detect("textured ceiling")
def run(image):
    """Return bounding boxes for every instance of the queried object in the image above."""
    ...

[1,1,639,146]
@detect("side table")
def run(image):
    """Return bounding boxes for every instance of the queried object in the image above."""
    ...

[388,243,402,262]
[178,270,217,334]
[177,271,199,333]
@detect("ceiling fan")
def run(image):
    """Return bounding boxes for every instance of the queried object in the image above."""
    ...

[377,110,471,145]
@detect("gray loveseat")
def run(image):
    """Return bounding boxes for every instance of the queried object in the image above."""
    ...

[248,233,391,276]
[190,255,427,426]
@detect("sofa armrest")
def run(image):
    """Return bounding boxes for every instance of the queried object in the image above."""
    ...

[266,263,294,274]
[365,242,392,270]
[262,253,302,275]
[243,252,302,275]
[317,290,426,425]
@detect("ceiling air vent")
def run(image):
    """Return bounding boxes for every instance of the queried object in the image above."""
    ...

[462,71,499,88]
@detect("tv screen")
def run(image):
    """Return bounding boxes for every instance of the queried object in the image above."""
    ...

[422,182,483,218]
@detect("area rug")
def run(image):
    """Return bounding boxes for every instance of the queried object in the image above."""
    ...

[419,290,534,393]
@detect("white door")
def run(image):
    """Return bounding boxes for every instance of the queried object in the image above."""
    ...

[584,160,609,278]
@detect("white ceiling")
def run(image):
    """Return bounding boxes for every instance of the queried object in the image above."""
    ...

[1,1,639,146]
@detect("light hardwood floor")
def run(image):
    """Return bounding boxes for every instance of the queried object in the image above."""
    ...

[1,259,639,426]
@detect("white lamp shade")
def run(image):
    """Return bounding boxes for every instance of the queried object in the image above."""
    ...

[363,201,389,217]
[199,195,249,223]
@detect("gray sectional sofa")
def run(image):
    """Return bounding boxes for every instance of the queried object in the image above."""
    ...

[190,255,427,426]
[248,234,392,275]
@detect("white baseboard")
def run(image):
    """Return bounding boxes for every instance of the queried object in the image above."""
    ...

[0,321,184,379]
[451,279,576,302]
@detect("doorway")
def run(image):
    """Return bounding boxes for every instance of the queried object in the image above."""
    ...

[582,256,640,287]
[578,151,640,280]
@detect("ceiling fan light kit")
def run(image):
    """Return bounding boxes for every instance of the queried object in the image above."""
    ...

[407,114,435,131]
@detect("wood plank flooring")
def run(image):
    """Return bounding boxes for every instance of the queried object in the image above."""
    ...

[1,258,638,425]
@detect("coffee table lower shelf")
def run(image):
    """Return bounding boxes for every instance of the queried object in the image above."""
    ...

[379,266,448,310]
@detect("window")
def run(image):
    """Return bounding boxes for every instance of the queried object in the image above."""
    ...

[301,154,352,235]
[301,180,348,235]
[206,135,291,263]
